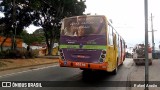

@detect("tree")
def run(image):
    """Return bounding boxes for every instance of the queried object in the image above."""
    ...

[33,28,45,44]
[0,0,34,50]
[31,0,86,55]
[0,24,5,34]
[0,0,86,55]
[21,30,44,46]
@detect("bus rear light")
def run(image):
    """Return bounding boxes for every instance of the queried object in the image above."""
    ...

[59,49,63,52]
[61,56,65,60]
[102,50,106,54]
[100,58,104,62]
[60,53,63,56]
[101,55,105,58]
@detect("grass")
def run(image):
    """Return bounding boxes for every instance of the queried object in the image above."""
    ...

[1,60,13,63]
[0,58,59,71]
[0,62,7,67]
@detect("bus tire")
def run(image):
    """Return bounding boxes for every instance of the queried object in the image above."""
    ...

[112,60,118,75]
[80,68,89,71]
[121,60,124,65]
[80,68,85,70]
[135,63,139,65]
[149,62,152,65]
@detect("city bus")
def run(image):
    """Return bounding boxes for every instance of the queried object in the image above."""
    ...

[59,15,126,74]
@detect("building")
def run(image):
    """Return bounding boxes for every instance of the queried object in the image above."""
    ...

[0,36,23,51]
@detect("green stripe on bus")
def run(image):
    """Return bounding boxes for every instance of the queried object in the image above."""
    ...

[60,45,106,50]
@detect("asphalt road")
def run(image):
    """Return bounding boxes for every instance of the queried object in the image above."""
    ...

[0,58,134,90]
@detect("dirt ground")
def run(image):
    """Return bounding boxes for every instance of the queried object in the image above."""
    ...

[0,58,58,71]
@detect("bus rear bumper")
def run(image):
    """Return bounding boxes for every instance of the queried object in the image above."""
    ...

[59,60,108,71]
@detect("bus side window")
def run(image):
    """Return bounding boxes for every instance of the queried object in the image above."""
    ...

[117,35,119,47]
[108,24,113,45]
[113,29,117,46]
[122,40,125,52]
[122,41,124,52]
[113,33,116,45]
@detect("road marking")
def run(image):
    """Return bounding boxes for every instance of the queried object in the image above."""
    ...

[0,65,58,79]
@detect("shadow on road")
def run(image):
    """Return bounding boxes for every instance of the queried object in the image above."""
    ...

[81,70,113,81]
[81,64,124,81]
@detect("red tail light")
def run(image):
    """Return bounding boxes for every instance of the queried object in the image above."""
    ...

[102,50,106,54]
[101,55,105,58]
[60,53,63,56]
[59,49,63,52]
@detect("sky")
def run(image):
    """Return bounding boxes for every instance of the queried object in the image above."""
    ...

[25,25,41,34]
[84,0,160,49]
[0,0,160,49]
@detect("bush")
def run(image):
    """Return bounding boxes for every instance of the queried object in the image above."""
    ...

[25,51,35,59]
[32,49,39,57]
[0,51,6,59]
[0,49,37,59]
[6,50,18,58]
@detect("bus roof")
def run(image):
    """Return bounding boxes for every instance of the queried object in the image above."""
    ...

[64,15,107,19]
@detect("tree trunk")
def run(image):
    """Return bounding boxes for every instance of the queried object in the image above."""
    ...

[44,32,53,56]
[11,0,17,51]
[47,45,52,55]
[47,38,54,55]
[11,35,14,50]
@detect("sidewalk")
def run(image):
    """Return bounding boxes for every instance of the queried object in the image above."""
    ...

[129,59,160,90]
[37,55,59,59]
[0,56,59,71]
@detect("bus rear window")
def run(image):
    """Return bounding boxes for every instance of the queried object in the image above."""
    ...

[61,16,106,36]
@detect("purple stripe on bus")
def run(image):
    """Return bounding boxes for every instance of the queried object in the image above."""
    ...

[62,49,102,63]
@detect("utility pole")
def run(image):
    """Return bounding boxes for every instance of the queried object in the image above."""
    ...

[151,13,155,53]
[148,13,157,57]
[144,0,149,90]
[159,42,160,49]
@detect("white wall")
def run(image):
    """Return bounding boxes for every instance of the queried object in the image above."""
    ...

[22,43,59,50]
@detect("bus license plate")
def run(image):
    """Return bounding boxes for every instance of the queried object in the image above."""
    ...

[75,62,86,67]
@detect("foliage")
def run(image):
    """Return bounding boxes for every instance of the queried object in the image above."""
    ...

[0,0,34,35]
[0,0,34,50]
[0,49,37,59]
[0,49,23,59]
[32,28,45,44]
[21,30,44,45]
[31,0,86,55]
[0,51,6,58]
[0,0,86,55]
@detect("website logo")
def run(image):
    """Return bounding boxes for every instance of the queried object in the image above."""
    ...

[2,82,11,87]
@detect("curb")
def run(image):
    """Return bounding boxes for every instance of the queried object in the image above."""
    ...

[36,56,59,59]
[0,60,59,71]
